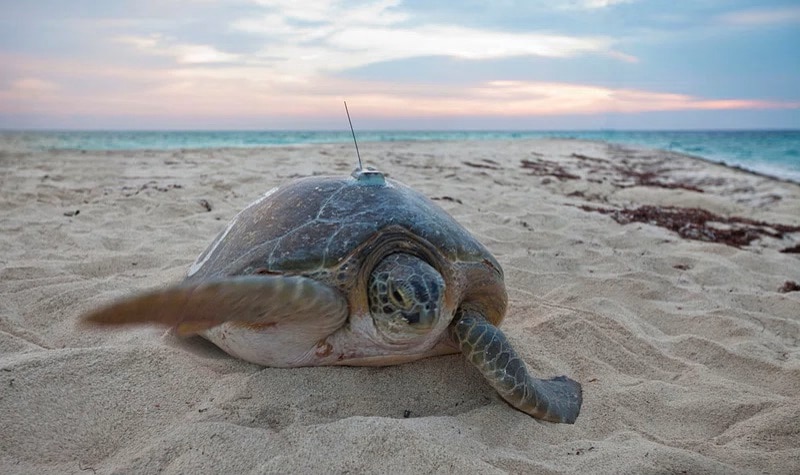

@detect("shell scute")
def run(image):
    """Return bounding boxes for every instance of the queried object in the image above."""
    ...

[188,175,497,282]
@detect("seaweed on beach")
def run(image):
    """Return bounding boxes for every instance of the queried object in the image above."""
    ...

[570,153,607,163]
[463,159,501,170]
[431,196,463,204]
[613,168,705,192]
[606,150,706,192]
[780,244,800,254]
[562,150,706,192]
[779,281,800,293]
[580,204,800,248]
[520,158,579,180]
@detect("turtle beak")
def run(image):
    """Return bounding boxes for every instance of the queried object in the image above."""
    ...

[417,304,438,330]
[401,301,438,331]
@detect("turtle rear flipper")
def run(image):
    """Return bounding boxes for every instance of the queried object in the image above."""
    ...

[452,311,582,424]
[81,275,348,339]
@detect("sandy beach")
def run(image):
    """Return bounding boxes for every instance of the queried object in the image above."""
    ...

[1,138,799,474]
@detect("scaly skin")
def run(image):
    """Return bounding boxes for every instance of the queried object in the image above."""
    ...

[451,310,582,423]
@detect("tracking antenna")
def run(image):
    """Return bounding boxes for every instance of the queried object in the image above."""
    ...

[344,101,363,171]
[345,101,385,185]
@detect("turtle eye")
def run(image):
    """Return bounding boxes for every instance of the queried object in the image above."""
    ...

[392,288,402,301]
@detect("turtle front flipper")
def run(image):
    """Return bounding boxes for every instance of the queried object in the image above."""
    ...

[451,310,582,423]
[81,275,348,338]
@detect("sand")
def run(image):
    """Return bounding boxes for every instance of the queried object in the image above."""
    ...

[1,138,799,474]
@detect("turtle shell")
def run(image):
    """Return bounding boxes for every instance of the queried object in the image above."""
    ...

[185,173,506,324]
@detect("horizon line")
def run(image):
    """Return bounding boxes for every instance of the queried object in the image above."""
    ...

[2,127,799,133]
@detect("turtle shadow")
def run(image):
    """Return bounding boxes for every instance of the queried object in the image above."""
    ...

[160,331,238,361]
[311,357,495,419]
[156,335,498,427]
[210,356,496,430]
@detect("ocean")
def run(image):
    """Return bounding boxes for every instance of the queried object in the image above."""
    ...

[3,129,799,183]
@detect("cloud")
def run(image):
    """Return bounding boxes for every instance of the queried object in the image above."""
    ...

[9,78,60,93]
[558,0,636,10]
[116,34,241,64]
[328,26,611,60]
[1,0,794,128]
[250,0,408,26]
[115,35,161,50]
[4,68,793,122]
[718,6,800,26]
[3,78,60,108]
[371,80,797,117]
[232,0,632,75]
[97,1,639,84]
[107,0,628,78]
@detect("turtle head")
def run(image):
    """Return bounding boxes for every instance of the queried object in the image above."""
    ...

[368,253,445,342]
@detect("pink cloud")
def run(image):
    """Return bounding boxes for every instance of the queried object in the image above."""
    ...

[0,52,795,122]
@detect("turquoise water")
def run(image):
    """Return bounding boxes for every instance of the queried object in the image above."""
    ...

[3,129,799,183]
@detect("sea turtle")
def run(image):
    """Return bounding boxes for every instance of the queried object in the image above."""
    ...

[82,168,582,423]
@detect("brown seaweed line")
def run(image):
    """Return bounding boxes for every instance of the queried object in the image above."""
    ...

[524,154,704,192]
[519,158,580,180]
[431,196,463,204]
[570,153,608,163]
[580,204,800,248]
[613,167,705,193]
[463,161,500,170]
[780,244,800,254]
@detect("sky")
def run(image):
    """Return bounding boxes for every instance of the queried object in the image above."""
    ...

[1,0,799,130]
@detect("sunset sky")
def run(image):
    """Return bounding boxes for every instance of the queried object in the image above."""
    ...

[1,0,799,130]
